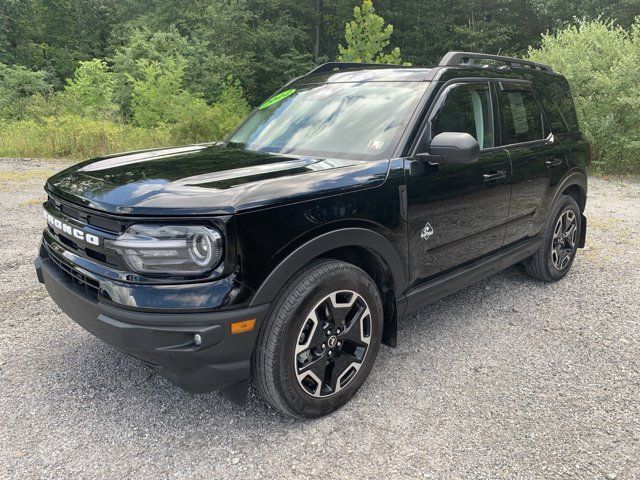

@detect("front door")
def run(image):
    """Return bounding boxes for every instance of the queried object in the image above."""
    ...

[404,81,512,286]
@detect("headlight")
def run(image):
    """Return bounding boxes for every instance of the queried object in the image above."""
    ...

[105,225,223,276]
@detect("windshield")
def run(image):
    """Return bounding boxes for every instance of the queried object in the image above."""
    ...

[228,81,427,161]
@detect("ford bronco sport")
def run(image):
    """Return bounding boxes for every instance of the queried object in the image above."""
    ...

[36,52,589,418]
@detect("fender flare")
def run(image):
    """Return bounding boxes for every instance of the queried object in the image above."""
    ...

[551,170,588,247]
[551,170,588,208]
[250,228,406,306]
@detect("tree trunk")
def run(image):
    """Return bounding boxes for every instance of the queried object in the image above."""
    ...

[314,0,323,63]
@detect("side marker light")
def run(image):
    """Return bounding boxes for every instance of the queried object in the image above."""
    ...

[230,318,256,334]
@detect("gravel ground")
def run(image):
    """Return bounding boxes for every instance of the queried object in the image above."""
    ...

[0,157,639,479]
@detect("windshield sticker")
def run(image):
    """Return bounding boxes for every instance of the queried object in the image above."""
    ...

[367,139,385,151]
[259,88,297,110]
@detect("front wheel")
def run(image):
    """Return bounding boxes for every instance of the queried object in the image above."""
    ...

[252,260,383,418]
[523,194,581,282]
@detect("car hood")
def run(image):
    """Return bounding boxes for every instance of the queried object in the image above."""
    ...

[46,144,390,216]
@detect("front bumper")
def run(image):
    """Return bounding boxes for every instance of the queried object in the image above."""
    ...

[36,252,269,397]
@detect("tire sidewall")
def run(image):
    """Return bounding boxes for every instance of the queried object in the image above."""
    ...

[277,265,383,418]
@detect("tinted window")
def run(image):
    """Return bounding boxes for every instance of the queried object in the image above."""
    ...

[431,83,494,149]
[498,84,544,144]
[534,76,580,133]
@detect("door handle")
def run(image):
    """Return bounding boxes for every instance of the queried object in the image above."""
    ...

[545,158,564,168]
[483,170,507,182]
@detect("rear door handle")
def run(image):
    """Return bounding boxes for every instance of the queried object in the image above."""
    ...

[483,170,507,182]
[545,158,564,168]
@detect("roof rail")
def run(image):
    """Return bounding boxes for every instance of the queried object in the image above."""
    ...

[307,62,408,76]
[439,51,553,73]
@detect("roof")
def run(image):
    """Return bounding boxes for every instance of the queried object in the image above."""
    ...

[298,52,555,84]
[303,67,433,83]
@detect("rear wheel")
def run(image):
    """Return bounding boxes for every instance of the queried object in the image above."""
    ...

[252,259,383,418]
[523,194,581,282]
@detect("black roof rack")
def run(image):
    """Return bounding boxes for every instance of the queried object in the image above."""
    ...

[439,51,553,73]
[307,62,408,76]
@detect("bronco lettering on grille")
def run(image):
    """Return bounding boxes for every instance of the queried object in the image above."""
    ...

[43,210,100,246]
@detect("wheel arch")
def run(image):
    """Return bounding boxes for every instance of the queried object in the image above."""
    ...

[552,171,587,212]
[320,245,400,347]
[561,183,586,212]
[553,171,588,247]
[249,228,406,347]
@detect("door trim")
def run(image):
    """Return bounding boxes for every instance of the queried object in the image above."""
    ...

[409,77,533,156]
[399,235,543,315]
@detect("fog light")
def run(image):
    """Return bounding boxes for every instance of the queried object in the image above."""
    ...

[194,333,202,346]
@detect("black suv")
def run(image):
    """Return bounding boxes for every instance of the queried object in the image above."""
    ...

[36,52,589,418]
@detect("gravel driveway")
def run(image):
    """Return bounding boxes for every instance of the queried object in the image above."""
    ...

[0,157,638,479]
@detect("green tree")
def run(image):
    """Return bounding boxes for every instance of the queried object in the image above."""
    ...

[110,27,195,115]
[528,19,640,173]
[130,57,197,128]
[337,0,407,64]
[171,78,251,143]
[64,59,117,118]
[0,63,51,119]
[185,0,314,104]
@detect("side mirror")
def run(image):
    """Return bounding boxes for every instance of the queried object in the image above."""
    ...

[418,132,480,165]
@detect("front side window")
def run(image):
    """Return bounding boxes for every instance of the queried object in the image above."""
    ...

[228,81,428,161]
[498,83,544,144]
[431,82,494,149]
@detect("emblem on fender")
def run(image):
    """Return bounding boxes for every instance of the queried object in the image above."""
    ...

[421,223,434,240]
[43,210,100,246]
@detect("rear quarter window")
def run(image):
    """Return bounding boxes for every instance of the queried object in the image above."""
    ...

[534,75,580,134]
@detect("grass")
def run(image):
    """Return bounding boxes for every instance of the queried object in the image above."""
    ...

[19,197,47,207]
[0,170,57,181]
[0,116,174,160]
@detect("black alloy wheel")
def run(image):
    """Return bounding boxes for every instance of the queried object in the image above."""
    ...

[252,259,383,418]
[294,290,372,397]
[523,194,582,282]
[551,209,578,270]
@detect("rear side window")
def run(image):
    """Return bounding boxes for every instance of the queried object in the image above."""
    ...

[431,82,494,149]
[534,76,580,133]
[497,83,544,145]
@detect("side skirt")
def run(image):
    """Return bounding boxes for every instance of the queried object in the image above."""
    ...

[399,236,543,316]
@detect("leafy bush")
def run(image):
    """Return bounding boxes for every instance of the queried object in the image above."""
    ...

[22,92,79,119]
[0,115,172,159]
[0,77,250,159]
[130,57,196,128]
[128,57,250,144]
[64,59,118,119]
[0,53,251,160]
[10,60,119,122]
[170,79,251,144]
[0,64,51,119]
[110,27,198,115]
[528,19,640,174]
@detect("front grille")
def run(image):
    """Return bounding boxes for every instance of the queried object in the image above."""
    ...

[59,203,81,220]
[57,234,78,251]
[44,246,100,301]
[45,194,123,268]
[52,196,122,233]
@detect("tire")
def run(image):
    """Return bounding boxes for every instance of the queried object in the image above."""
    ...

[252,259,384,418]
[523,194,581,282]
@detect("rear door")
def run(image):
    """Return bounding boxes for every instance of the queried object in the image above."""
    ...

[404,81,512,285]
[495,81,566,244]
